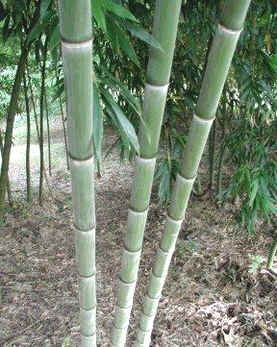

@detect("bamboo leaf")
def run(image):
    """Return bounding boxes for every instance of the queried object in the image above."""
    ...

[249,180,259,207]
[103,0,138,22]
[2,14,10,41]
[40,0,52,21]
[49,25,60,51]
[106,16,120,53]
[116,23,140,66]
[91,0,107,32]
[27,22,44,43]
[126,23,162,50]
[103,71,142,115]
[102,90,140,154]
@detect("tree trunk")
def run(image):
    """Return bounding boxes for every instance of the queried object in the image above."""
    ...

[0,44,29,217]
[23,72,32,202]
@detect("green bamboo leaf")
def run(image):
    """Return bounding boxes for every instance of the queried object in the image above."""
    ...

[106,16,120,53]
[2,14,10,41]
[249,180,259,207]
[102,91,140,154]
[126,23,162,50]
[115,23,140,66]
[103,0,138,22]
[40,0,52,21]
[91,0,107,32]
[27,22,44,43]
[104,72,142,115]
[49,25,60,51]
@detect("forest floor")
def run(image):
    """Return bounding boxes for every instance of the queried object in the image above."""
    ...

[0,118,276,347]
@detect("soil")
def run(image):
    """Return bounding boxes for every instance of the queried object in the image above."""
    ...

[0,123,276,347]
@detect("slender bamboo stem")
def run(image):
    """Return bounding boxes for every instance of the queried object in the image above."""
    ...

[59,96,70,170]
[27,66,53,197]
[135,2,252,346]
[56,65,70,170]
[27,69,40,140]
[216,116,226,201]
[208,120,216,190]
[23,72,32,202]
[39,39,48,205]
[112,2,182,346]
[0,130,12,206]
[58,1,96,345]
[45,93,52,176]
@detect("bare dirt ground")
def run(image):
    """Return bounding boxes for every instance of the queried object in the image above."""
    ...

[0,122,276,346]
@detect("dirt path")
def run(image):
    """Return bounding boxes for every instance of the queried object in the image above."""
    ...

[0,122,276,346]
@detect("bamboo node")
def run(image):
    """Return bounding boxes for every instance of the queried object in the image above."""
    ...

[176,173,196,184]
[135,155,157,165]
[145,82,169,93]
[70,156,94,167]
[193,114,215,125]
[218,23,242,36]
[61,39,93,50]
[166,214,183,225]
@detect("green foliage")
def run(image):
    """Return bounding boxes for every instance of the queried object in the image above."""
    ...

[225,117,276,232]
[0,65,15,116]
[221,0,277,232]
[153,0,276,234]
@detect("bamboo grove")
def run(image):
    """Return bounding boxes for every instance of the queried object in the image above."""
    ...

[57,0,252,346]
[1,0,276,346]
[134,1,252,345]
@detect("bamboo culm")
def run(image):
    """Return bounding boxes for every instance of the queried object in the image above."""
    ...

[111,2,182,346]
[0,130,12,206]
[27,69,40,140]
[38,38,48,205]
[135,1,252,346]
[23,72,32,202]
[58,1,96,345]
[45,94,52,176]
[59,96,70,170]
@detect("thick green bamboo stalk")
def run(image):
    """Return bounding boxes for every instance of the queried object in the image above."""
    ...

[58,1,96,346]
[135,1,251,346]
[112,2,182,346]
